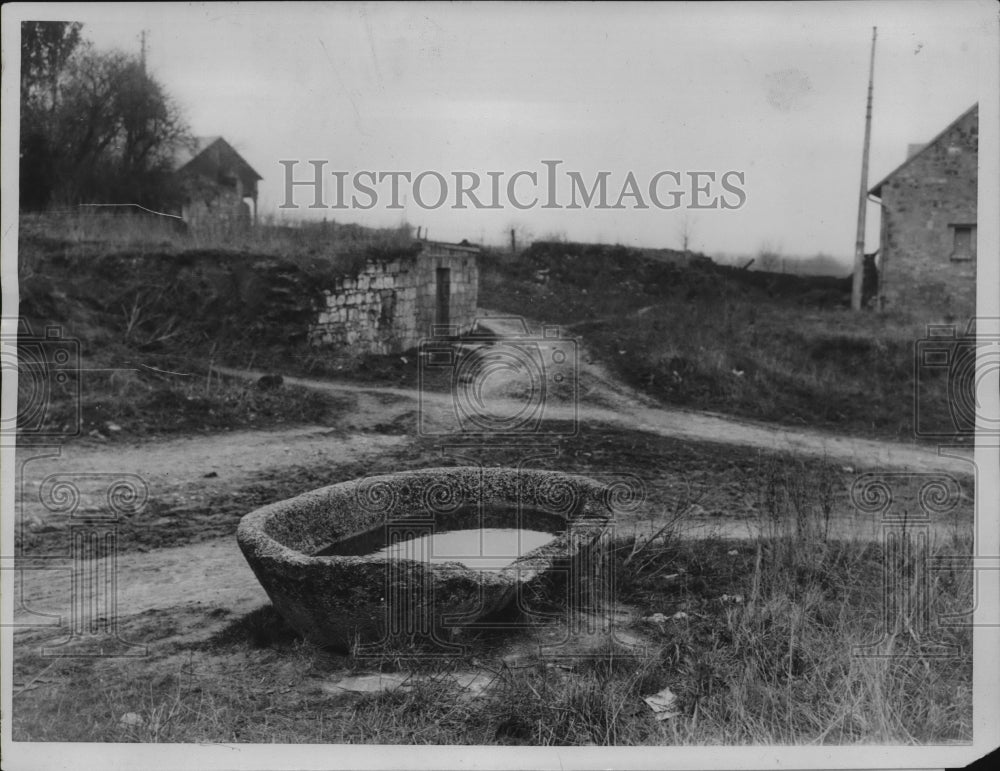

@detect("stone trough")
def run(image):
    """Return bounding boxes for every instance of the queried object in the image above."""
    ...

[237,467,614,649]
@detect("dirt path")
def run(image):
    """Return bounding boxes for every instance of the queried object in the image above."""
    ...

[18,428,405,492]
[12,536,268,640]
[12,429,408,648]
[11,311,974,651]
[15,428,408,516]
[211,359,972,479]
[471,312,974,474]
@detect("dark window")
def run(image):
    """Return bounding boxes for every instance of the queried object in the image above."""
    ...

[378,289,396,327]
[436,268,451,326]
[950,224,976,262]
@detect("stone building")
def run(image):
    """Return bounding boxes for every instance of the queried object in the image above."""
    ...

[309,241,479,354]
[868,104,978,317]
[173,136,261,229]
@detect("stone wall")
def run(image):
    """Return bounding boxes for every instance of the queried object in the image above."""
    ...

[875,105,977,318]
[181,189,252,231]
[309,242,479,354]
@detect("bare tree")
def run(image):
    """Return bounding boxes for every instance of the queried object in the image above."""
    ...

[19,21,83,208]
[678,215,695,255]
[19,22,192,210]
[756,239,785,273]
[57,45,192,206]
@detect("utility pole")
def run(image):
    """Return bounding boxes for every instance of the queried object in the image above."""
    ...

[140,29,148,74]
[852,27,877,311]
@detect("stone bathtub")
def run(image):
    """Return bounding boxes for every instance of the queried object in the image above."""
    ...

[236,467,614,649]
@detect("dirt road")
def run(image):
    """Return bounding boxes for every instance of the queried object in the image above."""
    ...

[16,428,407,511]
[11,313,975,651]
[211,310,973,477]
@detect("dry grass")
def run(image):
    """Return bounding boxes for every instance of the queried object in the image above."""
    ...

[15,209,425,443]
[12,462,973,745]
[479,244,961,441]
[18,209,414,275]
[10,224,974,744]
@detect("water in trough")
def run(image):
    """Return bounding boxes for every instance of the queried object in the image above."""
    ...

[313,503,563,570]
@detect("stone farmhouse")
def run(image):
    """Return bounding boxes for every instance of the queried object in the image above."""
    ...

[173,136,261,229]
[868,103,978,317]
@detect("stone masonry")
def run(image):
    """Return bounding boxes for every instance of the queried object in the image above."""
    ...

[870,104,978,317]
[309,241,479,354]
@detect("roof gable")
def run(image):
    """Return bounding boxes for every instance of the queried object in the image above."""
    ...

[869,103,978,197]
[173,136,262,183]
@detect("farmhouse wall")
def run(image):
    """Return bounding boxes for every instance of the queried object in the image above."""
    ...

[309,242,479,354]
[174,136,261,228]
[876,107,977,317]
[181,186,251,230]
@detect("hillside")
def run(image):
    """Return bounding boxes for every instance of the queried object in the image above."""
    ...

[478,241,954,441]
[14,219,957,444]
[15,214,419,442]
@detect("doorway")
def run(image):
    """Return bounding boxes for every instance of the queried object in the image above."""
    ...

[436,268,451,326]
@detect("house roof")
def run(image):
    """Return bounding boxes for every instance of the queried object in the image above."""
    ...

[172,135,218,171]
[869,103,978,198]
[173,136,262,182]
[419,239,480,255]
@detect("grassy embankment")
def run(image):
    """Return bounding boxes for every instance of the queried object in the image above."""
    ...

[479,242,964,442]
[18,215,961,444]
[16,211,417,442]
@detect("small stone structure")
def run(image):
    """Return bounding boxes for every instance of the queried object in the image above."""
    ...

[236,467,613,649]
[869,104,978,316]
[173,136,261,229]
[309,241,479,354]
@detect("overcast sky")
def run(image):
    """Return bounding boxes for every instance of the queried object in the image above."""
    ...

[17,1,994,262]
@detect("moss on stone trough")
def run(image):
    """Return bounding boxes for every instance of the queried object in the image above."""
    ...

[237,467,614,650]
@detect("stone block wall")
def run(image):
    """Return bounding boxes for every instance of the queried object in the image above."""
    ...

[875,105,977,318]
[181,185,252,231]
[402,243,479,344]
[309,242,479,354]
